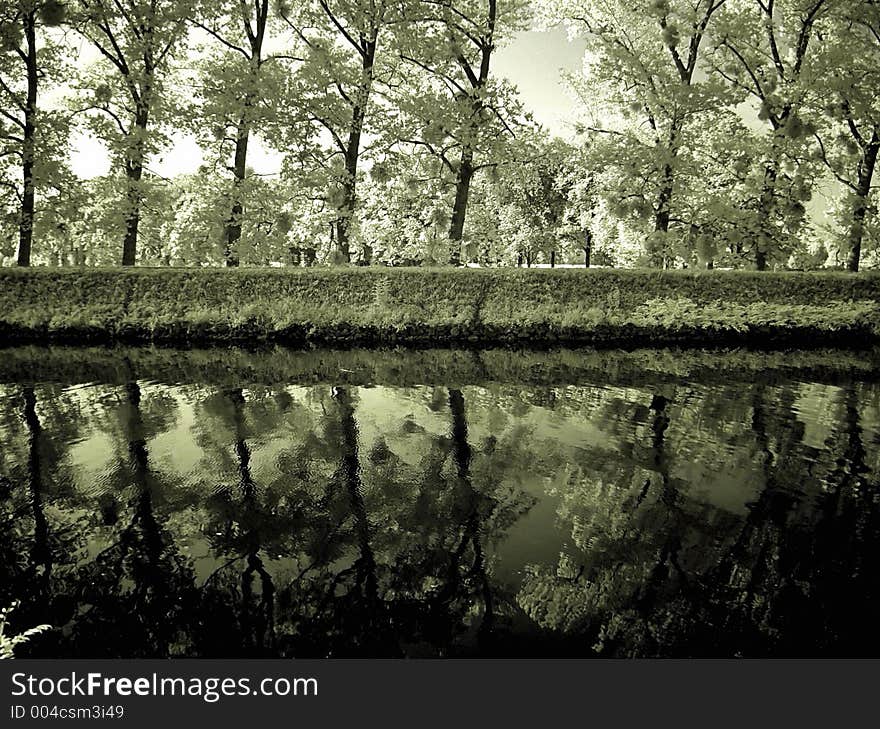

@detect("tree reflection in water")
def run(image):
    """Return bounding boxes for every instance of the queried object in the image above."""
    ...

[0,349,878,657]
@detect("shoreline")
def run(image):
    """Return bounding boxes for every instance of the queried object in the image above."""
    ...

[0,319,877,348]
[1,344,878,388]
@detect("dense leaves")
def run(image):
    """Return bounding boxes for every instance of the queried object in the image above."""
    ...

[0,0,877,270]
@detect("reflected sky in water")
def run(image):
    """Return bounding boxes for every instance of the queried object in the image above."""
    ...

[1,347,879,657]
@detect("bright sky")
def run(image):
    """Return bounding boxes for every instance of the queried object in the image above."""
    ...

[494,27,587,137]
[69,27,587,179]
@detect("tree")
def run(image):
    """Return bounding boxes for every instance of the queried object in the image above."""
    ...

[808,0,880,271]
[277,0,412,263]
[668,110,770,268]
[555,0,731,266]
[480,132,573,266]
[710,0,830,269]
[0,0,68,266]
[556,142,602,266]
[73,0,191,265]
[399,0,530,264]
[188,0,295,266]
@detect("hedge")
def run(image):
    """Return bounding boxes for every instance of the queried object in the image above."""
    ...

[1,266,879,347]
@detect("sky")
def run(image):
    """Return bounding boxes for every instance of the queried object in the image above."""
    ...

[69,27,588,179]
[494,27,588,137]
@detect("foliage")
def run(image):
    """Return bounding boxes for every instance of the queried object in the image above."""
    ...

[0,601,51,658]
[630,296,878,333]
[0,267,877,345]
[0,0,877,270]
[70,0,194,265]
[0,0,73,265]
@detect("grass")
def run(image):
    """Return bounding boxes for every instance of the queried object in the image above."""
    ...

[1,266,878,347]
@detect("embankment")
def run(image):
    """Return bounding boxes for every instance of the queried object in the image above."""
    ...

[1,267,878,347]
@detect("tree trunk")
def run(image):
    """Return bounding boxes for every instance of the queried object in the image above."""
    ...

[227,388,255,498]
[224,118,250,267]
[755,169,775,272]
[334,387,372,554]
[122,379,175,654]
[650,123,680,267]
[16,12,37,267]
[448,389,471,480]
[654,173,673,234]
[333,125,360,265]
[443,0,496,268]
[334,386,381,621]
[447,388,494,638]
[122,103,150,267]
[224,388,276,651]
[334,39,376,264]
[584,229,592,268]
[755,136,784,272]
[847,131,879,273]
[122,381,161,568]
[225,2,269,267]
[122,162,143,267]
[447,151,474,266]
[650,180,674,269]
[550,250,555,268]
[124,381,149,479]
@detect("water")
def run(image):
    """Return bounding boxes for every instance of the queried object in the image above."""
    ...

[1,346,879,658]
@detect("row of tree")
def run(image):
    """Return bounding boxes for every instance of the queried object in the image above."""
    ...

[0,0,878,270]
[557,0,880,271]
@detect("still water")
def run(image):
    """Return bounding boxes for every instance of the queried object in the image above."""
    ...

[1,346,879,658]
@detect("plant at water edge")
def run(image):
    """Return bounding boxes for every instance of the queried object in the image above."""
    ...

[0,602,51,659]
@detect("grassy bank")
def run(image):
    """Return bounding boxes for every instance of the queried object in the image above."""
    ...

[1,267,879,347]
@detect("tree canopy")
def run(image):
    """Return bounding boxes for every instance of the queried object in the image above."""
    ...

[0,0,877,270]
